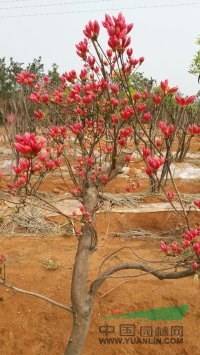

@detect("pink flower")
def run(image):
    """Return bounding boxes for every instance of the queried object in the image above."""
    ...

[159,121,174,138]
[193,242,200,255]
[160,80,178,95]
[83,20,100,40]
[41,93,49,103]
[110,97,119,107]
[139,56,144,64]
[43,75,50,84]
[16,71,36,86]
[29,91,40,103]
[34,110,43,120]
[167,192,174,200]
[88,157,95,166]
[102,12,133,52]
[45,160,55,170]
[110,84,119,95]
[155,139,162,147]
[147,156,164,171]
[101,174,108,184]
[111,114,119,124]
[145,166,152,176]
[142,147,151,158]
[171,241,181,254]
[192,261,198,272]
[194,200,200,208]
[76,39,88,60]
[133,91,141,100]
[188,124,200,135]
[160,241,169,253]
[125,154,131,163]
[184,228,199,241]
[120,106,134,120]
[70,123,83,135]
[160,79,168,93]
[152,94,162,105]
[175,95,196,106]
[15,132,46,156]
[142,111,151,123]
[182,240,190,249]
[127,48,133,57]
[137,103,146,113]
[7,113,15,124]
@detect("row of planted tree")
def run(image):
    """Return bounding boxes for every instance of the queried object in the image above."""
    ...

[0,12,200,355]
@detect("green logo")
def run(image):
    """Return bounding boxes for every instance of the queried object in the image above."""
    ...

[103,304,189,321]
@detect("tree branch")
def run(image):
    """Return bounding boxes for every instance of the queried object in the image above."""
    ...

[90,262,194,295]
[0,280,73,313]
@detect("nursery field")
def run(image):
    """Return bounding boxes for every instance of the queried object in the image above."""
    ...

[0,130,200,355]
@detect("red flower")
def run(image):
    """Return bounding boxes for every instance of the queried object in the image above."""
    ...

[76,38,88,60]
[42,93,49,103]
[160,241,169,253]
[145,166,152,176]
[139,56,144,64]
[194,200,200,208]
[126,48,133,57]
[142,111,151,123]
[133,91,141,100]
[7,113,15,124]
[120,106,134,120]
[70,123,83,135]
[83,20,100,40]
[160,79,178,95]
[125,154,131,163]
[43,75,50,84]
[101,174,108,183]
[188,124,200,135]
[155,139,162,147]
[193,242,200,255]
[192,261,198,272]
[147,156,164,171]
[142,147,151,158]
[171,241,181,254]
[137,103,146,113]
[102,12,133,52]
[159,121,174,138]
[29,91,40,103]
[16,71,36,86]
[175,95,196,106]
[34,110,43,120]
[15,132,46,156]
[111,114,119,124]
[167,191,175,200]
[152,94,162,105]
[45,160,55,170]
[160,79,168,93]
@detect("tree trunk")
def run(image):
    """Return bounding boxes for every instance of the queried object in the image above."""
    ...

[64,186,98,355]
[64,312,92,355]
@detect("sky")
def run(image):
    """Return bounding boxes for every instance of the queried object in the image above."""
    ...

[0,0,200,95]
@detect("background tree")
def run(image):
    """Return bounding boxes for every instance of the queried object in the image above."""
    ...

[189,35,200,80]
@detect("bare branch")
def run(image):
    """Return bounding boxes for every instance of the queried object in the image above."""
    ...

[90,262,194,295]
[0,280,73,313]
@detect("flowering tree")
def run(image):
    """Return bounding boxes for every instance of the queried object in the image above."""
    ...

[0,13,200,355]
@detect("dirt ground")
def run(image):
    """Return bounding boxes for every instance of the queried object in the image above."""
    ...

[1,228,200,355]
[0,133,200,354]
